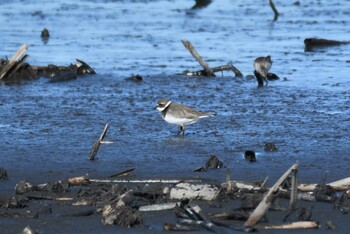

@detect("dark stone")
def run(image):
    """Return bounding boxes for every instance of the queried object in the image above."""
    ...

[244,150,256,162]
[264,142,278,151]
[334,191,350,213]
[314,184,335,202]
[0,168,9,180]
[205,155,224,169]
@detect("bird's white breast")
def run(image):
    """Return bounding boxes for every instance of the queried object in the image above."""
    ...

[163,114,198,125]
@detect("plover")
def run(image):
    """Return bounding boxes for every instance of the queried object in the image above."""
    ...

[254,55,272,87]
[155,99,216,135]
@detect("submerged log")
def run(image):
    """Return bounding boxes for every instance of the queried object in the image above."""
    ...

[304,38,349,51]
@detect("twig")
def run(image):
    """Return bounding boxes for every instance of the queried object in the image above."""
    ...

[289,168,298,210]
[88,123,109,160]
[269,0,279,21]
[109,168,135,178]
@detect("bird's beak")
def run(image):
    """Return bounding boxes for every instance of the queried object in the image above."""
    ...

[154,105,159,109]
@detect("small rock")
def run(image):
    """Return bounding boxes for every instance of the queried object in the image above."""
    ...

[205,155,224,169]
[22,226,36,234]
[264,142,278,151]
[15,181,33,194]
[0,167,9,180]
[325,220,336,230]
[41,28,50,38]
[244,150,256,162]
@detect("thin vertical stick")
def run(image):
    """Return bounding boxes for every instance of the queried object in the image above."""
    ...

[88,124,109,160]
[289,168,298,210]
[226,168,232,193]
[269,0,279,21]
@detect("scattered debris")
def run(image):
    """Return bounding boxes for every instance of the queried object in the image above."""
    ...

[1,164,348,231]
[244,150,256,162]
[0,44,95,84]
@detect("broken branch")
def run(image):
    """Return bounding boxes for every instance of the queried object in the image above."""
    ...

[88,123,109,160]
[181,40,215,76]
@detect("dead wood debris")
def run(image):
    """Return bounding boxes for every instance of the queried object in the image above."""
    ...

[0,44,95,84]
[1,165,350,231]
[181,39,243,78]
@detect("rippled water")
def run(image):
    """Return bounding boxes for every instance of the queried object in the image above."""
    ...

[1,0,350,233]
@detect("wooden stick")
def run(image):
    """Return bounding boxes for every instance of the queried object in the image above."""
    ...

[139,202,179,211]
[181,40,215,76]
[0,44,28,80]
[109,168,135,178]
[245,163,298,228]
[90,179,201,183]
[298,177,350,191]
[269,0,279,21]
[88,123,109,160]
[260,221,319,230]
[289,168,298,210]
[226,168,232,193]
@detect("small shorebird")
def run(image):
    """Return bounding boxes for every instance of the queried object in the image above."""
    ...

[155,99,216,135]
[253,55,272,87]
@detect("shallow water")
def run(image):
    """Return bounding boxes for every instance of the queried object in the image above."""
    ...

[1,0,350,233]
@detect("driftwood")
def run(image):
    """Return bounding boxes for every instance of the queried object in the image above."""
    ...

[269,0,279,21]
[184,64,243,78]
[260,221,319,230]
[298,177,350,191]
[89,178,201,184]
[169,182,219,201]
[0,44,28,80]
[139,202,179,212]
[181,40,215,76]
[89,123,109,160]
[245,163,298,228]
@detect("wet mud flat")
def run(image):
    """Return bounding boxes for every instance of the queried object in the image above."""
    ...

[0,74,350,233]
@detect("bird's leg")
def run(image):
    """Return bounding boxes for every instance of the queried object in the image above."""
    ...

[264,77,269,86]
[254,70,264,88]
[177,125,185,136]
